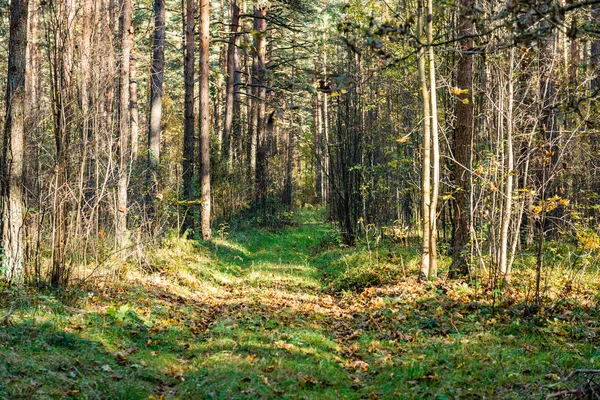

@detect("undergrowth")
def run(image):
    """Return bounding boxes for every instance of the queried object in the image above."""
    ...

[1,208,599,399]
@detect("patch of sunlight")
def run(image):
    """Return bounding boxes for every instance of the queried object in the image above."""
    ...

[244,270,319,288]
[212,238,250,256]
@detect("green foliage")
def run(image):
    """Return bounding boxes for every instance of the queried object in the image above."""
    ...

[1,210,599,399]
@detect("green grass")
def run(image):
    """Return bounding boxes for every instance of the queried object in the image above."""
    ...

[1,208,599,399]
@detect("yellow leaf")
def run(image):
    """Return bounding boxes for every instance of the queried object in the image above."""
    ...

[396,133,411,143]
[461,98,469,105]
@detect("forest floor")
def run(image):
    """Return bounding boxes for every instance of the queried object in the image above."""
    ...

[1,209,599,399]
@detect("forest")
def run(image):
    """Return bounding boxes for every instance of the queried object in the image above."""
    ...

[0,0,599,398]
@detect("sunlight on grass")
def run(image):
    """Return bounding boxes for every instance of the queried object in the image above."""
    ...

[2,208,599,399]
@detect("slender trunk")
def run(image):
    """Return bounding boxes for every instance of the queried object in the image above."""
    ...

[223,0,240,170]
[199,0,212,240]
[51,0,75,286]
[130,41,140,162]
[283,37,296,207]
[315,91,323,203]
[249,36,258,180]
[116,0,133,250]
[1,0,29,282]
[147,0,165,225]
[253,7,268,206]
[499,48,515,282]
[322,42,329,205]
[182,0,195,233]
[417,0,431,279]
[427,0,439,278]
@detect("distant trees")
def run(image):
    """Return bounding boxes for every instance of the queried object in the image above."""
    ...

[0,0,598,289]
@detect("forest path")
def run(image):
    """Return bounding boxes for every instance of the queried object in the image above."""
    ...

[187,210,364,398]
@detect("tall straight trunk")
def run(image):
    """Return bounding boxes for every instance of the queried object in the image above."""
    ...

[322,41,329,206]
[51,0,75,286]
[116,0,132,250]
[427,0,439,278]
[130,43,140,162]
[233,31,242,165]
[147,0,165,223]
[223,0,240,170]
[199,0,212,240]
[1,0,29,282]
[215,0,226,151]
[248,36,258,180]
[81,0,92,144]
[450,0,475,277]
[283,38,296,207]
[253,7,268,206]
[315,91,323,203]
[182,0,195,233]
[25,0,39,277]
[417,0,432,280]
[499,48,515,281]
[102,0,116,134]
[592,4,600,93]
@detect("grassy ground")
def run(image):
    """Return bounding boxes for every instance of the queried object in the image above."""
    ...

[1,209,599,399]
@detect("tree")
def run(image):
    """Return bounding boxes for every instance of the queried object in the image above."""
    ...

[116,0,133,251]
[450,0,475,277]
[182,0,195,234]
[223,0,240,170]
[147,0,165,225]
[1,0,29,282]
[253,7,268,207]
[417,0,440,280]
[199,0,212,240]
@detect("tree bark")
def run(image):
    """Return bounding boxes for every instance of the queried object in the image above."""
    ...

[199,0,212,240]
[315,91,323,204]
[417,0,432,280]
[1,0,29,283]
[116,0,133,250]
[253,7,268,206]
[130,40,140,162]
[499,48,515,282]
[223,0,240,170]
[147,0,165,225]
[450,0,475,277]
[427,0,440,278]
[51,0,75,286]
[182,0,195,234]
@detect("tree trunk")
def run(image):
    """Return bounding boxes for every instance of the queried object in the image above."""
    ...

[116,0,133,250]
[499,48,515,282]
[51,0,75,286]
[182,0,195,234]
[1,0,29,283]
[315,91,323,204]
[147,0,165,225]
[253,7,268,206]
[417,0,432,280]
[223,0,240,170]
[199,0,212,240]
[450,0,475,277]
[130,40,140,162]
[427,0,440,278]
